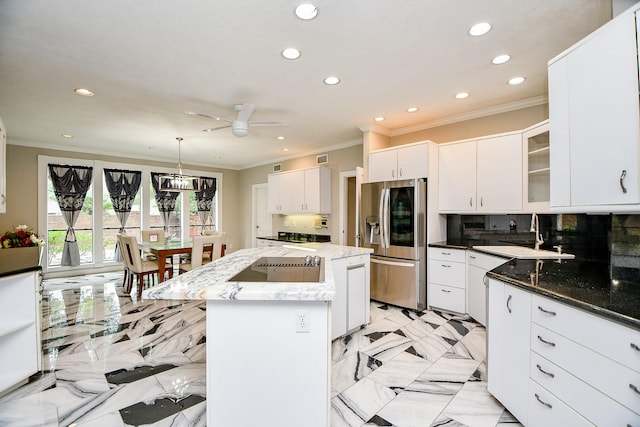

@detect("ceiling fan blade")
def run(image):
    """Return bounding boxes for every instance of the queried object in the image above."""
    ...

[236,103,256,123]
[187,111,232,123]
[248,120,290,127]
[202,124,231,132]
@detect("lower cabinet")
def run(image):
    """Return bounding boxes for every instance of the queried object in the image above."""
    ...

[488,277,640,425]
[487,278,531,425]
[0,270,41,394]
[428,248,466,313]
[331,254,370,340]
[466,251,507,326]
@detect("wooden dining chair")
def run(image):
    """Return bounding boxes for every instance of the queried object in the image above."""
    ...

[120,234,173,298]
[179,234,224,274]
[116,233,133,292]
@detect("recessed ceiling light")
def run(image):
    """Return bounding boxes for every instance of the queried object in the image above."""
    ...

[277,136,285,140]
[374,116,385,122]
[74,88,94,96]
[508,76,526,85]
[406,107,419,113]
[213,155,222,159]
[281,48,301,60]
[492,54,511,65]
[469,22,491,36]
[455,92,470,99]
[61,134,73,139]
[282,148,289,152]
[323,76,340,85]
[295,3,318,20]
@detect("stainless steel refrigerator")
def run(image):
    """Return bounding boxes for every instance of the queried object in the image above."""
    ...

[359,178,426,310]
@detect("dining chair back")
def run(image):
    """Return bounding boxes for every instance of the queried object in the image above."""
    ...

[141,229,165,243]
[120,234,171,298]
[179,234,224,274]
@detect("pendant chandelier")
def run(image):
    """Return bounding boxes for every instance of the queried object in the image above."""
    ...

[159,137,202,192]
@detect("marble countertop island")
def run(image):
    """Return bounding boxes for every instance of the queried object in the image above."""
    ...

[142,243,372,302]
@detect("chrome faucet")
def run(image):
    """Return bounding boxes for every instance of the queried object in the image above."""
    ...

[530,213,544,250]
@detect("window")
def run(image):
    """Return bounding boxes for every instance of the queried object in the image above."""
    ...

[38,156,222,275]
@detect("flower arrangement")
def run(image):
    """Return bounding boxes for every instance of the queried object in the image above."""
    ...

[1,225,44,248]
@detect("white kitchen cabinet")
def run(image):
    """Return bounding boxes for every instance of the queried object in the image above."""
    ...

[466,251,506,326]
[368,141,429,182]
[487,278,531,425]
[0,116,6,213]
[331,254,370,340]
[268,166,331,214]
[438,133,522,213]
[428,248,466,313]
[549,8,640,211]
[0,270,41,394]
[522,121,550,213]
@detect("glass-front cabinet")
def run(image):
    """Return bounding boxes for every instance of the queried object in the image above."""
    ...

[523,120,550,212]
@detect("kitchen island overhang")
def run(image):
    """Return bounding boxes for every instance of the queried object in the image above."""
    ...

[141,243,373,427]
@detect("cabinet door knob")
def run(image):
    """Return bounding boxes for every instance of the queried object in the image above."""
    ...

[620,169,628,194]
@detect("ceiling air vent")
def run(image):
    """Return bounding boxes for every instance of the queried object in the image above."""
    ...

[316,154,329,165]
[273,164,282,172]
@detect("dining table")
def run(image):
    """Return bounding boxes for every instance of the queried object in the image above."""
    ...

[138,240,226,283]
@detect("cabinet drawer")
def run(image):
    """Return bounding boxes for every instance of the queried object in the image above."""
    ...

[531,322,640,413]
[532,293,640,372]
[429,260,465,288]
[467,251,507,270]
[429,284,465,313]
[531,352,640,425]
[429,248,466,263]
[528,380,593,427]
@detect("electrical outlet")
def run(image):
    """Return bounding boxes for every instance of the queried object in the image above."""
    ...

[295,310,310,333]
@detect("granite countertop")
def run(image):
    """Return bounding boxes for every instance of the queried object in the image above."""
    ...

[142,244,372,302]
[429,240,640,331]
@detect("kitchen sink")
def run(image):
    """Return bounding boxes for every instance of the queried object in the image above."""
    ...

[229,256,325,282]
[472,245,575,260]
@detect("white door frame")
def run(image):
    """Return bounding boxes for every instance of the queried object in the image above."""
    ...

[251,183,271,248]
[338,167,363,246]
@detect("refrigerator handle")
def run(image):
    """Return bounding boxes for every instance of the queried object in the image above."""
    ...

[378,188,386,249]
[384,187,391,249]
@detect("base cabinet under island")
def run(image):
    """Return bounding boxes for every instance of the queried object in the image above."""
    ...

[487,277,640,426]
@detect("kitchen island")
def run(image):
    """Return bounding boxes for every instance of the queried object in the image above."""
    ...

[142,243,372,427]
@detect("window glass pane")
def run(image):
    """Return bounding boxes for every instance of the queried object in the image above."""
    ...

[188,189,218,237]
[47,178,93,266]
[102,180,141,262]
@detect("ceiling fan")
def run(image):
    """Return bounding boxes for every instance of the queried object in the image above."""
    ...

[187,103,289,137]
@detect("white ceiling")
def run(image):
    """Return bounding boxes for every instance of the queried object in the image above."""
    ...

[0,0,613,170]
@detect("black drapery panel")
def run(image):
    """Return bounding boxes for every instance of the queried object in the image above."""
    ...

[150,172,179,233]
[104,169,142,261]
[196,177,217,233]
[48,164,93,266]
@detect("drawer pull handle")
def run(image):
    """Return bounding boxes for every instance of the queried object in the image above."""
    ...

[620,169,628,194]
[441,289,451,293]
[630,384,640,395]
[537,335,556,347]
[442,252,451,255]
[536,364,555,378]
[537,306,557,316]
[631,343,640,352]
[506,295,512,314]
[441,264,451,268]
[534,393,552,409]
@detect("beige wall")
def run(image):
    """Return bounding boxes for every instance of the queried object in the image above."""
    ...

[390,104,548,145]
[0,144,242,254]
[237,143,364,248]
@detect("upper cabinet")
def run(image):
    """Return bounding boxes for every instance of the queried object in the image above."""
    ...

[548,8,640,211]
[368,141,429,182]
[439,133,522,213]
[268,166,331,214]
[522,121,550,213]
[0,116,5,213]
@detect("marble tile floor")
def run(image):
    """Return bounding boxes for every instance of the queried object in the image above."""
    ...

[0,272,522,427]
